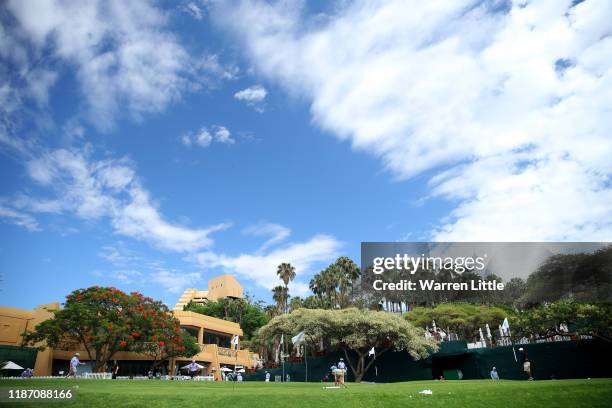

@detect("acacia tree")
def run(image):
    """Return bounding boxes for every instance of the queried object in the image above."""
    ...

[258,308,437,382]
[510,300,612,342]
[23,287,198,372]
[405,303,509,340]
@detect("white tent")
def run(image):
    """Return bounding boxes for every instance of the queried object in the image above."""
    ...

[1,361,24,370]
[181,363,204,370]
[220,367,233,372]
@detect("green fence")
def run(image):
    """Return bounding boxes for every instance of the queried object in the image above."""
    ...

[247,339,612,382]
[0,345,38,375]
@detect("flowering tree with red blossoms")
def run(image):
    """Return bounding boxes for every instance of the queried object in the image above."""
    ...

[23,287,198,372]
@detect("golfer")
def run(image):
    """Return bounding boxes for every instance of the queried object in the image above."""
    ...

[519,348,533,380]
[335,358,347,388]
[186,359,201,379]
[265,371,271,382]
[66,352,84,378]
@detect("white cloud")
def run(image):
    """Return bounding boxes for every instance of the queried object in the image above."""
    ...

[152,270,202,293]
[215,0,612,241]
[183,2,205,20]
[15,147,229,251]
[110,269,144,284]
[4,0,232,130]
[196,233,342,293]
[243,222,291,252]
[213,126,235,144]
[234,85,267,103]
[181,125,234,147]
[0,205,40,231]
[234,85,267,112]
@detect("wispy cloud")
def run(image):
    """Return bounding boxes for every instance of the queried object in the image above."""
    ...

[183,2,205,20]
[215,0,612,241]
[242,222,291,252]
[10,146,229,252]
[196,232,342,294]
[181,125,235,147]
[152,270,202,293]
[3,0,234,130]
[0,205,40,231]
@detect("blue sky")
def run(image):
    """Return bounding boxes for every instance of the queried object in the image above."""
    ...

[1,0,611,309]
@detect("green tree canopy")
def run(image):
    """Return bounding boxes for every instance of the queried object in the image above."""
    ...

[184,297,269,341]
[405,303,510,340]
[510,300,612,342]
[520,246,612,304]
[257,308,437,382]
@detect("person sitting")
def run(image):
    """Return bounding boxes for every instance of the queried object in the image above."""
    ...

[490,367,499,380]
[21,368,33,378]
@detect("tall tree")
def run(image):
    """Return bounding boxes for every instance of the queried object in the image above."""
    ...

[271,285,288,315]
[335,256,361,304]
[277,263,296,313]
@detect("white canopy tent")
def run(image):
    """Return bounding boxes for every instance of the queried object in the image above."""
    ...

[1,361,24,370]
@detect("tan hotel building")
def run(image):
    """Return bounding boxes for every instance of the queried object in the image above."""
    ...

[0,275,260,379]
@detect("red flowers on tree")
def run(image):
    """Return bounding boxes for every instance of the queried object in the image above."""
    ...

[23,286,199,372]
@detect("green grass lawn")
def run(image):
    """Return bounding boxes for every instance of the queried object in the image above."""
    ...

[1,378,611,407]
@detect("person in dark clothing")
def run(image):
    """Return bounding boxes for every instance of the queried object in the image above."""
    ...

[111,361,119,379]
[518,347,533,380]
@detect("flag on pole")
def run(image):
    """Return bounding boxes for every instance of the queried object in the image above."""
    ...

[292,331,305,345]
[501,318,510,335]
[231,335,239,346]
[368,347,375,357]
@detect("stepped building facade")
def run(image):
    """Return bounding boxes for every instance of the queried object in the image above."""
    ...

[0,275,260,379]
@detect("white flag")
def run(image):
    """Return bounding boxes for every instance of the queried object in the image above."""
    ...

[231,335,239,346]
[501,318,510,335]
[291,331,305,345]
[368,347,375,357]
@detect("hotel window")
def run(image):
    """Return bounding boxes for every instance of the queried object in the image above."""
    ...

[203,331,231,348]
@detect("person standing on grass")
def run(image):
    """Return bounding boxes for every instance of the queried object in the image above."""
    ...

[490,367,499,380]
[337,358,347,388]
[265,371,270,382]
[518,348,533,380]
[187,360,201,379]
[66,352,84,378]
[112,361,119,379]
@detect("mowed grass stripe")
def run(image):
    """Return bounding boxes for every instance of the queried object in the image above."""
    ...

[1,378,610,408]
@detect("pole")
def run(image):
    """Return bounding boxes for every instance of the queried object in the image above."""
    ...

[233,336,238,390]
[304,343,308,382]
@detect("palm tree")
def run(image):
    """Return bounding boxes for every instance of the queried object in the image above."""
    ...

[271,285,287,315]
[336,256,361,304]
[276,263,296,313]
[289,296,303,312]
